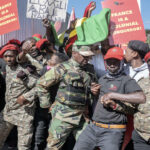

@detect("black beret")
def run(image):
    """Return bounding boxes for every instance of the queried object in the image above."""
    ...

[128,40,149,59]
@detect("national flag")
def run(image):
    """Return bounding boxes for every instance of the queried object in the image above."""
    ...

[67,7,76,29]
[75,8,111,45]
[54,21,62,33]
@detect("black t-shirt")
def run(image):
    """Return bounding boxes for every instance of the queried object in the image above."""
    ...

[92,74,142,124]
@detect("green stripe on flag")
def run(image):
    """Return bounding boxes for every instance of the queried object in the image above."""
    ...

[75,8,111,45]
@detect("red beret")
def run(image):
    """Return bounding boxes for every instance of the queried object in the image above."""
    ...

[36,39,48,50]
[32,34,42,41]
[8,39,21,46]
[144,51,150,62]
[0,44,19,58]
[104,47,124,60]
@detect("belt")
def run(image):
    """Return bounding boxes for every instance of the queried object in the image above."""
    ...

[93,121,126,129]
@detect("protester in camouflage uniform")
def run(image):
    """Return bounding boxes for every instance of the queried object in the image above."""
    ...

[0,44,38,150]
[36,44,100,149]
[17,37,52,73]
[131,78,150,150]
[31,53,69,150]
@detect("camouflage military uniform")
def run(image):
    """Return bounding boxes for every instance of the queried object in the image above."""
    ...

[134,78,150,142]
[0,64,38,150]
[36,58,96,150]
[17,52,51,73]
[115,77,150,142]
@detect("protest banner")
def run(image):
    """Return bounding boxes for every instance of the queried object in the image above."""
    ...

[102,0,146,45]
[0,0,20,35]
[26,0,68,22]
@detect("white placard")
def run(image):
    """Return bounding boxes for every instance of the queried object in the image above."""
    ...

[26,0,68,22]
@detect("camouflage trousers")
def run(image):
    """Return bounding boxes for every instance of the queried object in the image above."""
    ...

[47,117,87,150]
[0,113,33,150]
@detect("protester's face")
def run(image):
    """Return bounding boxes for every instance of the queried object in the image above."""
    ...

[124,47,134,62]
[28,39,39,57]
[47,55,59,67]
[3,51,17,66]
[72,52,91,66]
[106,58,120,73]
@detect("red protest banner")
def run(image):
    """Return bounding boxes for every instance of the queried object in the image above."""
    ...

[0,0,20,35]
[102,0,146,45]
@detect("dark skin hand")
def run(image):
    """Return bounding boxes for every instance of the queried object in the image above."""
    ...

[17,95,29,106]
[83,105,90,123]
[22,41,33,53]
[18,40,35,61]
[100,92,146,107]
[42,18,51,29]
[91,82,101,96]
[101,99,116,108]
[42,18,55,44]
[88,2,96,18]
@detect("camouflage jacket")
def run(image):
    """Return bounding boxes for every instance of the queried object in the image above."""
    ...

[115,78,150,141]
[36,58,97,125]
[17,52,51,73]
[134,78,150,141]
[3,64,38,127]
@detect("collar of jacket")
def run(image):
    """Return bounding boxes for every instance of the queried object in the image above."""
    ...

[69,58,80,69]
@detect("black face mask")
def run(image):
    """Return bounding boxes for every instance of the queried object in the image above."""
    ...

[106,60,125,78]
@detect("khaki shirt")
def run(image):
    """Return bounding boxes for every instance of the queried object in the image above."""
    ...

[3,64,38,127]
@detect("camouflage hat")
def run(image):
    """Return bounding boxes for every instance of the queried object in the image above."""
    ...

[72,44,94,56]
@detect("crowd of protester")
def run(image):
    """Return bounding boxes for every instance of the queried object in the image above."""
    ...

[0,1,150,150]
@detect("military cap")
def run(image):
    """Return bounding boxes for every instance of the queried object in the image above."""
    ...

[72,44,94,56]
[128,40,149,58]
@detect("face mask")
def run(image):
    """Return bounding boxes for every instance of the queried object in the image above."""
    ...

[106,60,124,76]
